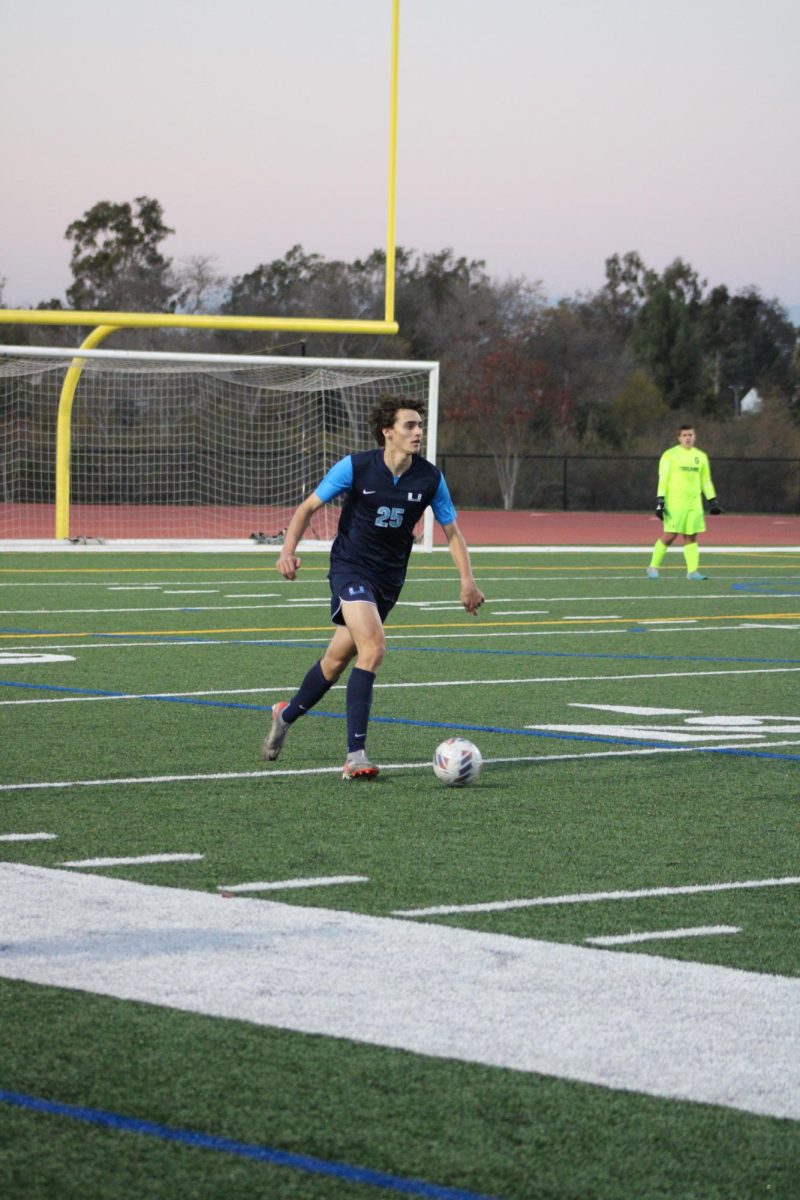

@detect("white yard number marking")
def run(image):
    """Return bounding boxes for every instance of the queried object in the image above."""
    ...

[1,864,798,1122]
[526,705,800,742]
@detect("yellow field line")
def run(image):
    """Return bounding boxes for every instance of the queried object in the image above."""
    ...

[2,612,799,640]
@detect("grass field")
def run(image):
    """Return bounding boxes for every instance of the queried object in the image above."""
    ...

[1,547,799,1199]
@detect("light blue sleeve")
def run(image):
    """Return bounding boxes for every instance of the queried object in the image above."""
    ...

[431,474,457,526]
[314,456,353,503]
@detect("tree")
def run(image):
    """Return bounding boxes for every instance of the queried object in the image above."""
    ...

[171,255,228,315]
[447,339,566,509]
[609,369,668,443]
[632,283,704,410]
[600,251,658,334]
[698,285,797,413]
[65,196,177,312]
[530,299,633,443]
[600,252,705,330]
[223,244,325,316]
[220,244,391,358]
[392,248,495,361]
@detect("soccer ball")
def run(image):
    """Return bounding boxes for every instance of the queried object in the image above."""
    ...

[433,737,483,787]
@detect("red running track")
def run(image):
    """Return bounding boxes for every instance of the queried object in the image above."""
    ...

[2,504,799,546]
[437,510,800,547]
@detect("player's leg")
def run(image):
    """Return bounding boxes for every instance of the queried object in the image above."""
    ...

[683,535,707,580]
[647,532,675,578]
[339,598,384,779]
[261,628,355,762]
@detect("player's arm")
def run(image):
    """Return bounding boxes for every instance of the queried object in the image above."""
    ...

[656,452,671,517]
[700,454,723,511]
[441,521,484,616]
[429,474,484,616]
[276,493,326,580]
[277,456,354,579]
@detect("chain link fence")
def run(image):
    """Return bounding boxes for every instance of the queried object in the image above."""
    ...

[437,454,800,513]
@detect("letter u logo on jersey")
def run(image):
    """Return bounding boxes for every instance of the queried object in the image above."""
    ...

[408,492,422,502]
[348,585,366,596]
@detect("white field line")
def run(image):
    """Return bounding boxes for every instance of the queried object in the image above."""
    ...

[60,853,204,868]
[392,877,800,917]
[586,926,742,946]
[3,665,800,707]
[218,875,369,894]
[636,619,698,625]
[0,568,796,590]
[0,832,57,842]
[563,614,622,620]
[3,739,800,794]
[4,592,799,616]
[0,604,328,615]
[0,624,787,654]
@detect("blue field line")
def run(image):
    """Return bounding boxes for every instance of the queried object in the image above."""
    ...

[0,1089,500,1200]
[732,580,800,594]
[2,678,799,761]
[0,679,265,708]
[0,626,63,634]
[411,647,800,665]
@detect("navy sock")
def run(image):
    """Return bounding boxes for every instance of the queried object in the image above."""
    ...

[284,660,333,724]
[346,667,376,754]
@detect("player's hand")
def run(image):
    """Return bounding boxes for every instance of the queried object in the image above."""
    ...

[709,498,724,515]
[461,582,485,616]
[276,552,302,580]
[655,497,666,520]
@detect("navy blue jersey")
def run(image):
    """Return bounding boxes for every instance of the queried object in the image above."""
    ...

[319,449,452,590]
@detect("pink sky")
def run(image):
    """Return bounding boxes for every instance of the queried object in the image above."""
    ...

[2,0,798,319]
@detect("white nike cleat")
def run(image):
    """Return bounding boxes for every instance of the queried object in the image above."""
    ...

[646,567,659,579]
[342,750,380,780]
[261,701,290,761]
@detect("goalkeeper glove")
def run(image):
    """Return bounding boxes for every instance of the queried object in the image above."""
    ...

[708,498,724,515]
[655,497,666,520]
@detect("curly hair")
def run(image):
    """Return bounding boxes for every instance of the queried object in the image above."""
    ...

[369,396,425,447]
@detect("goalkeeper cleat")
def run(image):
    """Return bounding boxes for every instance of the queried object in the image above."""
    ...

[261,700,290,761]
[646,566,659,579]
[342,750,380,781]
[687,571,708,581]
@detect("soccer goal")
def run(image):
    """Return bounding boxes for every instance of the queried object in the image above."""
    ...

[0,347,439,549]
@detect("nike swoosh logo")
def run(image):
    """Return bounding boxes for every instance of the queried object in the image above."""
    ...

[363,490,376,494]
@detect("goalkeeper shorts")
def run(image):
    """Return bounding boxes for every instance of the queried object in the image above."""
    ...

[663,505,706,536]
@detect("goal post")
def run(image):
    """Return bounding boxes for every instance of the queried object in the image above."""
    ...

[0,347,439,549]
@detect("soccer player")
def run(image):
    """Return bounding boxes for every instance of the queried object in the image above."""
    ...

[647,424,723,580]
[262,398,485,780]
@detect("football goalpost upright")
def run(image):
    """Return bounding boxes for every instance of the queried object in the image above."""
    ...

[0,346,440,549]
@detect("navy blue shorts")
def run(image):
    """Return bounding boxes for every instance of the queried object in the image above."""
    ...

[329,571,399,626]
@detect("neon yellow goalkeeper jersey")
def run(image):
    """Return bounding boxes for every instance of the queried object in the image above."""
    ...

[657,444,716,534]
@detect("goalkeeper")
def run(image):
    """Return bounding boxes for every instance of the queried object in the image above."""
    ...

[647,424,723,580]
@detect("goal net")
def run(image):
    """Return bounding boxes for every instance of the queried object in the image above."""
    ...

[0,348,439,548]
